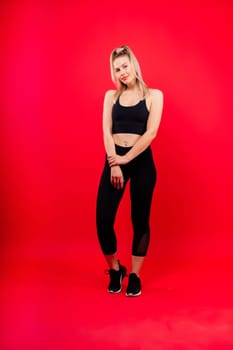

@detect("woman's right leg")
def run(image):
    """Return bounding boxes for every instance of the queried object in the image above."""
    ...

[96,159,127,292]
[96,159,126,268]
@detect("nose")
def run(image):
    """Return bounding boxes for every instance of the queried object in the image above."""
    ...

[120,68,127,77]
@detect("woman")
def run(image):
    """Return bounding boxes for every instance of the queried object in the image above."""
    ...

[96,45,163,296]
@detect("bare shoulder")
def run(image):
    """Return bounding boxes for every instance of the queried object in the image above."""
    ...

[149,88,164,101]
[146,89,163,112]
[104,89,116,102]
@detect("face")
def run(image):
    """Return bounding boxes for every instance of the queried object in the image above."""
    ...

[113,55,136,86]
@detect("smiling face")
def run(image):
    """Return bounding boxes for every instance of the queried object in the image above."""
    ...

[113,55,136,87]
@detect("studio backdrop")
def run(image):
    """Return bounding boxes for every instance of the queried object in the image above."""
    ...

[1,0,233,267]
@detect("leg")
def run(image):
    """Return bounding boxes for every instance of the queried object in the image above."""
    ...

[131,255,145,276]
[126,151,156,296]
[105,253,120,270]
[96,160,128,293]
[96,159,127,268]
[130,150,156,273]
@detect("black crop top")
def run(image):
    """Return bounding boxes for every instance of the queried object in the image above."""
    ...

[112,97,149,135]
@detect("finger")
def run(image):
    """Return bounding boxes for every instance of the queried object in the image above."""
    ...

[113,177,119,189]
[115,177,122,189]
[119,178,123,189]
[115,177,119,188]
[109,161,117,167]
[113,177,118,188]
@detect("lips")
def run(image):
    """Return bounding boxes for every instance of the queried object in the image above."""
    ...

[121,76,128,81]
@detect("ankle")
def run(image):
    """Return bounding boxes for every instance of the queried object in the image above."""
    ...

[105,254,120,271]
[110,260,120,271]
[131,271,140,277]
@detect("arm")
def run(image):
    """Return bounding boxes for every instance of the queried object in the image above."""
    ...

[102,90,117,157]
[108,89,164,166]
[102,90,125,189]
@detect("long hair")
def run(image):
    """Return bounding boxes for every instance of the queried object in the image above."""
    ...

[110,45,149,101]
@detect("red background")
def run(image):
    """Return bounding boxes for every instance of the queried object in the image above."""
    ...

[1,1,233,349]
[2,0,232,264]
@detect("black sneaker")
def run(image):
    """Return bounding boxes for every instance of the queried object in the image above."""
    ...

[106,263,127,293]
[125,273,142,296]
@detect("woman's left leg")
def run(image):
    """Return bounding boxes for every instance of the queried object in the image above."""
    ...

[126,148,156,296]
[130,148,156,264]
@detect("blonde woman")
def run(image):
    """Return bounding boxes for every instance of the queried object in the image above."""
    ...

[96,45,163,296]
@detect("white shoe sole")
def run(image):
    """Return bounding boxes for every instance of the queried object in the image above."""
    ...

[108,288,122,294]
[125,290,142,297]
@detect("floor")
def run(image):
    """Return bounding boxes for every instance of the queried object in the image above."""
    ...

[1,239,233,350]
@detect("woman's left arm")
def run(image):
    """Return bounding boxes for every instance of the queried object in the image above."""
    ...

[108,89,164,166]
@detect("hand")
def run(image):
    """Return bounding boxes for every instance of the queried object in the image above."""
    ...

[110,166,124,189]
[108,155,128,167]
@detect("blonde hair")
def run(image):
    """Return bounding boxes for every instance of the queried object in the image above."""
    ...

[110,45,149,100]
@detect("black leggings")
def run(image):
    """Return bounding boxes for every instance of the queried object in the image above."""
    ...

[96,145,156,257]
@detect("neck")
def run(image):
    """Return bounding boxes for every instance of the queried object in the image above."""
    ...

[126,81,140,92]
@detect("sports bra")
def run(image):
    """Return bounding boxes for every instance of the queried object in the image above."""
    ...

[112,97,149,135]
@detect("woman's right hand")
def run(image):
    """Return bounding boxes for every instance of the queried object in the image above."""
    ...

[110,166,124,189]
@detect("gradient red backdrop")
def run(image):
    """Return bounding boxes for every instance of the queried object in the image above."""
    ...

[1,0,233,272]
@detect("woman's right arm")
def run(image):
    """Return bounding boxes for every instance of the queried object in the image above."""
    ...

[102,90,116,157]
[102,90,124,189]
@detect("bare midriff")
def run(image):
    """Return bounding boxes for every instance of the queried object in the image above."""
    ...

[113,133,141,147]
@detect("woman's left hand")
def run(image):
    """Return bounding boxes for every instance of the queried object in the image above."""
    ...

[108,155,128,167]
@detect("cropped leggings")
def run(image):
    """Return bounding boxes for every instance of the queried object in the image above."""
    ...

[96,145,156,257]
